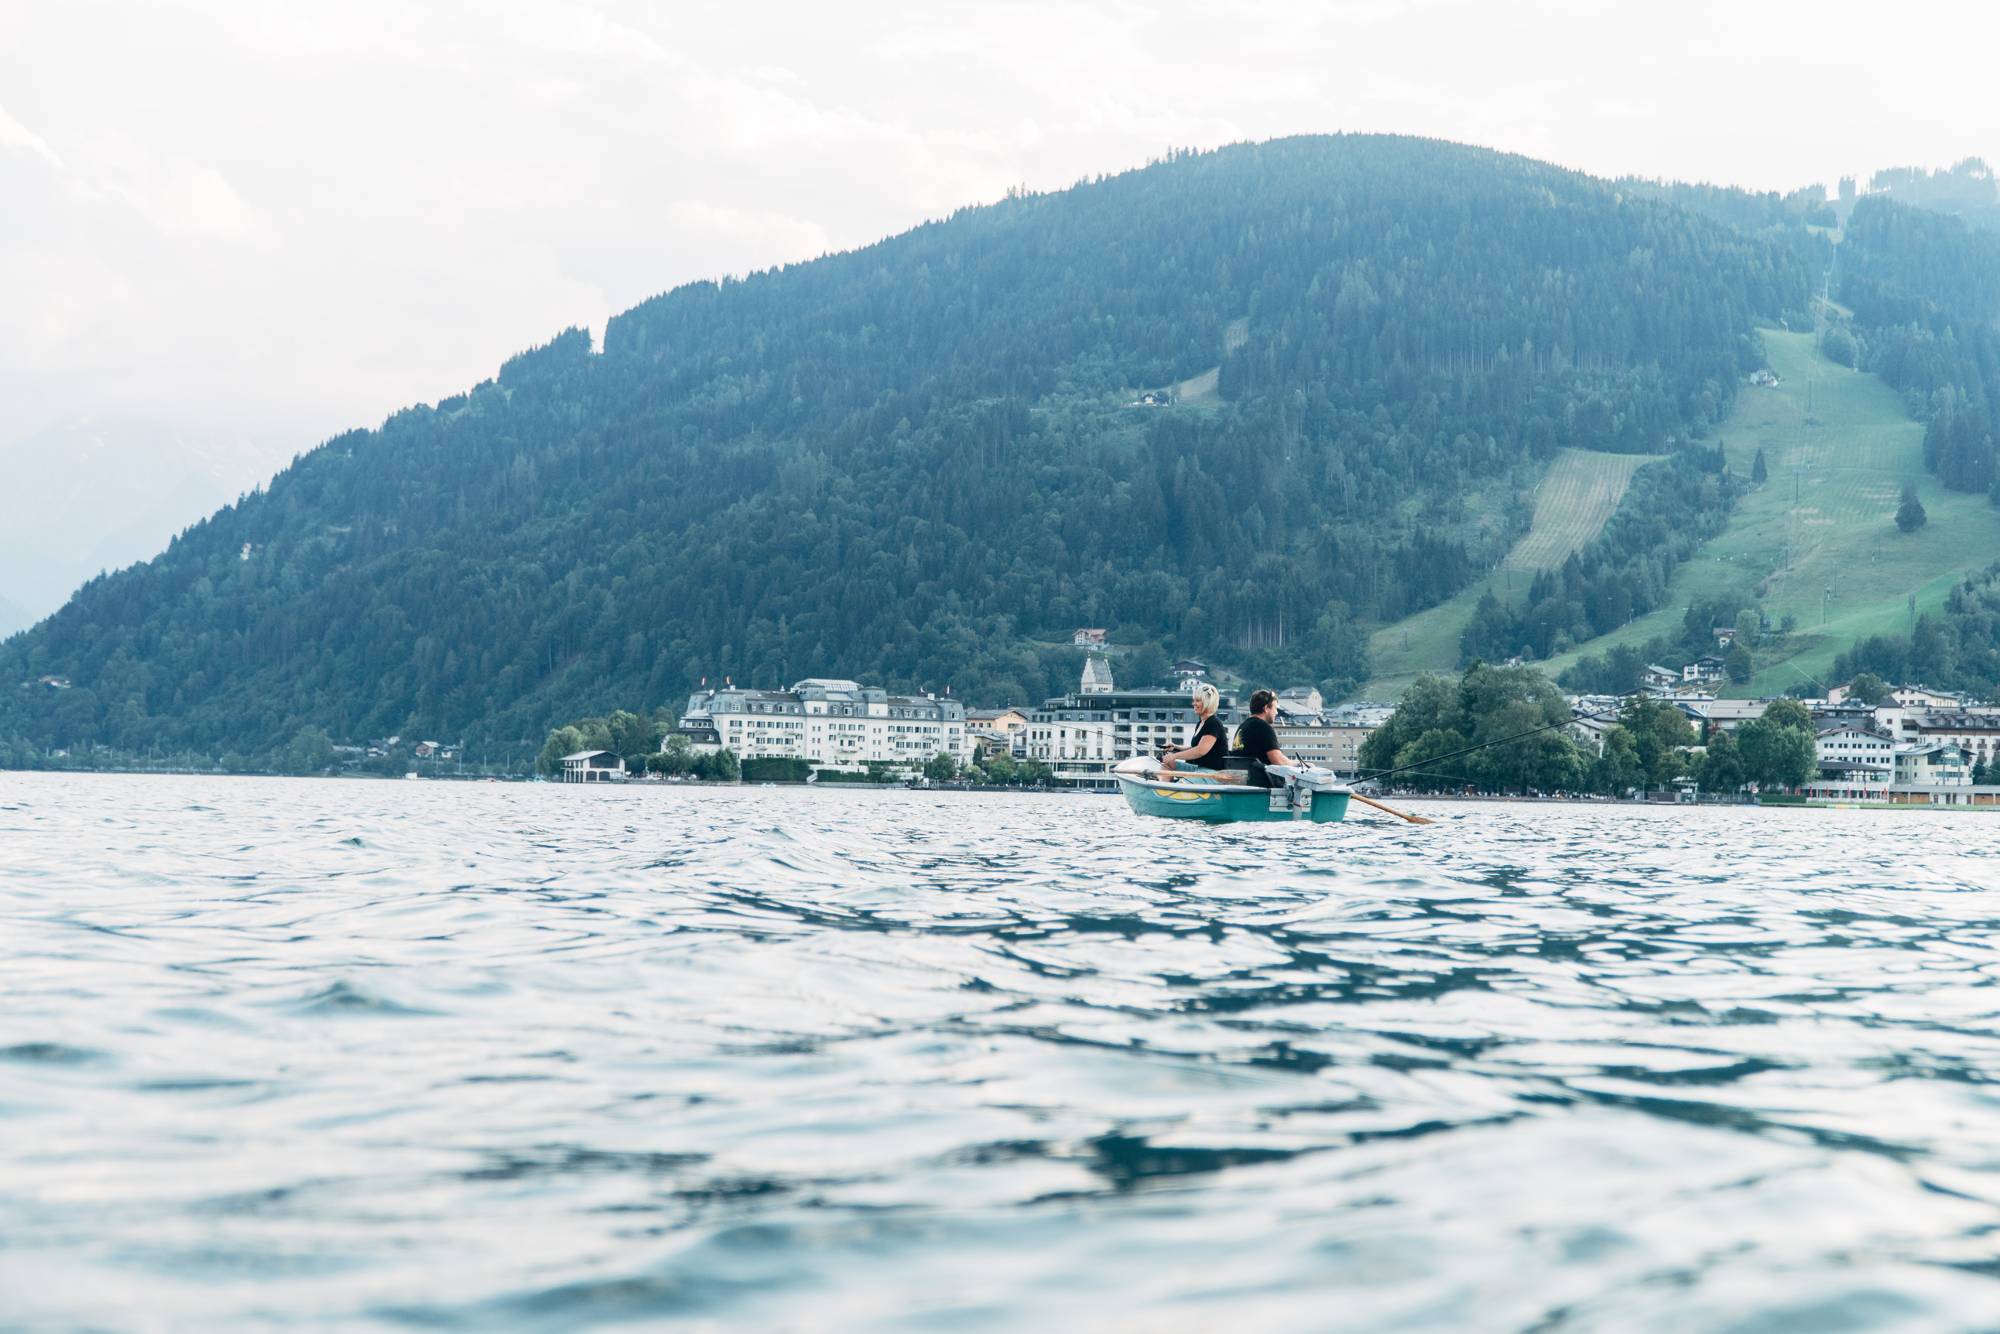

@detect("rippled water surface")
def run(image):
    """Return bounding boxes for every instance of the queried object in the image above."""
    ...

[10,774,2000,1329]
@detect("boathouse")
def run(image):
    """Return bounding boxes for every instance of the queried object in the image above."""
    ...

[560,750,628,783]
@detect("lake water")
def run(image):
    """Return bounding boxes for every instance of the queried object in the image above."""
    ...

[7,774,2000,1329]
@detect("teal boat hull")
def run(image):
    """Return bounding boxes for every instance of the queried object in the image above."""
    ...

[1116,774,1351,824]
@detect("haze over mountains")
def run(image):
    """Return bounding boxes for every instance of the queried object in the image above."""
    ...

[0,419,279,636]
[3,133,1996,768]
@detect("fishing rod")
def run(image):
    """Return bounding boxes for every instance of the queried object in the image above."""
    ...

[1358,766,1508,790]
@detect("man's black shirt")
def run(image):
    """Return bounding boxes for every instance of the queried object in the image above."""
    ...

[1235,716,1280,770]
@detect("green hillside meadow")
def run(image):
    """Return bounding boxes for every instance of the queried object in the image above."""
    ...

[1362,448,1659,698]
[1535,330,2000,691]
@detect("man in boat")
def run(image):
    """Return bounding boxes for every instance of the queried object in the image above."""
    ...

[1233,689,1294,787]
[1159,682,1230,772]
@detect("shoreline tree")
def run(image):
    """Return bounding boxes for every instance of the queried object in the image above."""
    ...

[1698,726,1746,794]
[1738,698,1818,792]
[1360,663,1593,795]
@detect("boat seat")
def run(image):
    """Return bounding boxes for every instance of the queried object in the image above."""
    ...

[1221,755,1272,787]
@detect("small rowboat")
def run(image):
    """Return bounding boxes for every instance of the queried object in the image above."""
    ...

[1112,759,1351,824]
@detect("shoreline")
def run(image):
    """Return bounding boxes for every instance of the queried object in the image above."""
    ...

[8,768,1997,811]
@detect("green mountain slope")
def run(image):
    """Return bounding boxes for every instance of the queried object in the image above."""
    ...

[1362,448,1661,697]
[0,135,1812,766]
[1376,181,2000,699]
[1539,329,2000,692]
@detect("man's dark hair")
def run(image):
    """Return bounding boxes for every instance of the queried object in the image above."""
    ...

[1249,689,1276,713]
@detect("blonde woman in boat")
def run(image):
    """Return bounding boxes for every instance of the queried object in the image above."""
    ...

[1159,682,1230,773]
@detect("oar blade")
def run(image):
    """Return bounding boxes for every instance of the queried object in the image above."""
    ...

[1350,791,1432,825]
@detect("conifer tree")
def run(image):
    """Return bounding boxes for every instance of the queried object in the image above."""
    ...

[1896,482,1928,532]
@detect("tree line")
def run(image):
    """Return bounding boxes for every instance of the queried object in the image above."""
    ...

[1359,662,1818,796]
[1841,198,2000,498]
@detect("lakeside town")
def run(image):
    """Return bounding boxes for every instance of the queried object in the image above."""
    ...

[544,626,2000,811]
[24,623,1994,810]
[562,653,1387,791]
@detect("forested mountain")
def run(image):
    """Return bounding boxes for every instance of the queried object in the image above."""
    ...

[0,135,1817,766]
[1840,197,2000,495]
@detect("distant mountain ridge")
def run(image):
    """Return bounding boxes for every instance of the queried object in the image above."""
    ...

[1865,158,2000,230]
[0,134,1817,766]
[0,417,279,630]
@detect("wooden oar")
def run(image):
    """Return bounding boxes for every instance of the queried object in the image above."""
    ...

[1348,790,1432,825]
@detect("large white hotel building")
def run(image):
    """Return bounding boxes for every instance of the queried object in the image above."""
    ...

[677,679,972,771]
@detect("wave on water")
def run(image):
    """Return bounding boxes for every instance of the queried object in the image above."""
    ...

[5,773,2000,1328]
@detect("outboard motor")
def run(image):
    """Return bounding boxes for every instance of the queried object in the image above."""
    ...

[1262,764,1345,818]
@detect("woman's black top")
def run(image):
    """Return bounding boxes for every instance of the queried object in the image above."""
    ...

[1186,715,1230,768]
[1234,716,1281,787]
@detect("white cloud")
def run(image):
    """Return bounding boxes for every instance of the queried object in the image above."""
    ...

[659,199,833,270]
[109,157,262,240]
[0,101,62,167]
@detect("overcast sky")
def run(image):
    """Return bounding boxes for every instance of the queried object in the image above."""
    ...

[6,0,1999,464]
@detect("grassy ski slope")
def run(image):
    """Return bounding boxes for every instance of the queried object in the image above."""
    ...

[1360,448,1659,698]
[1533,330,2000,694]
[1172,318,1248,405]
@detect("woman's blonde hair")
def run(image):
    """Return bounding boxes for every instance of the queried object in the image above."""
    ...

[1192,682,1220,714]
